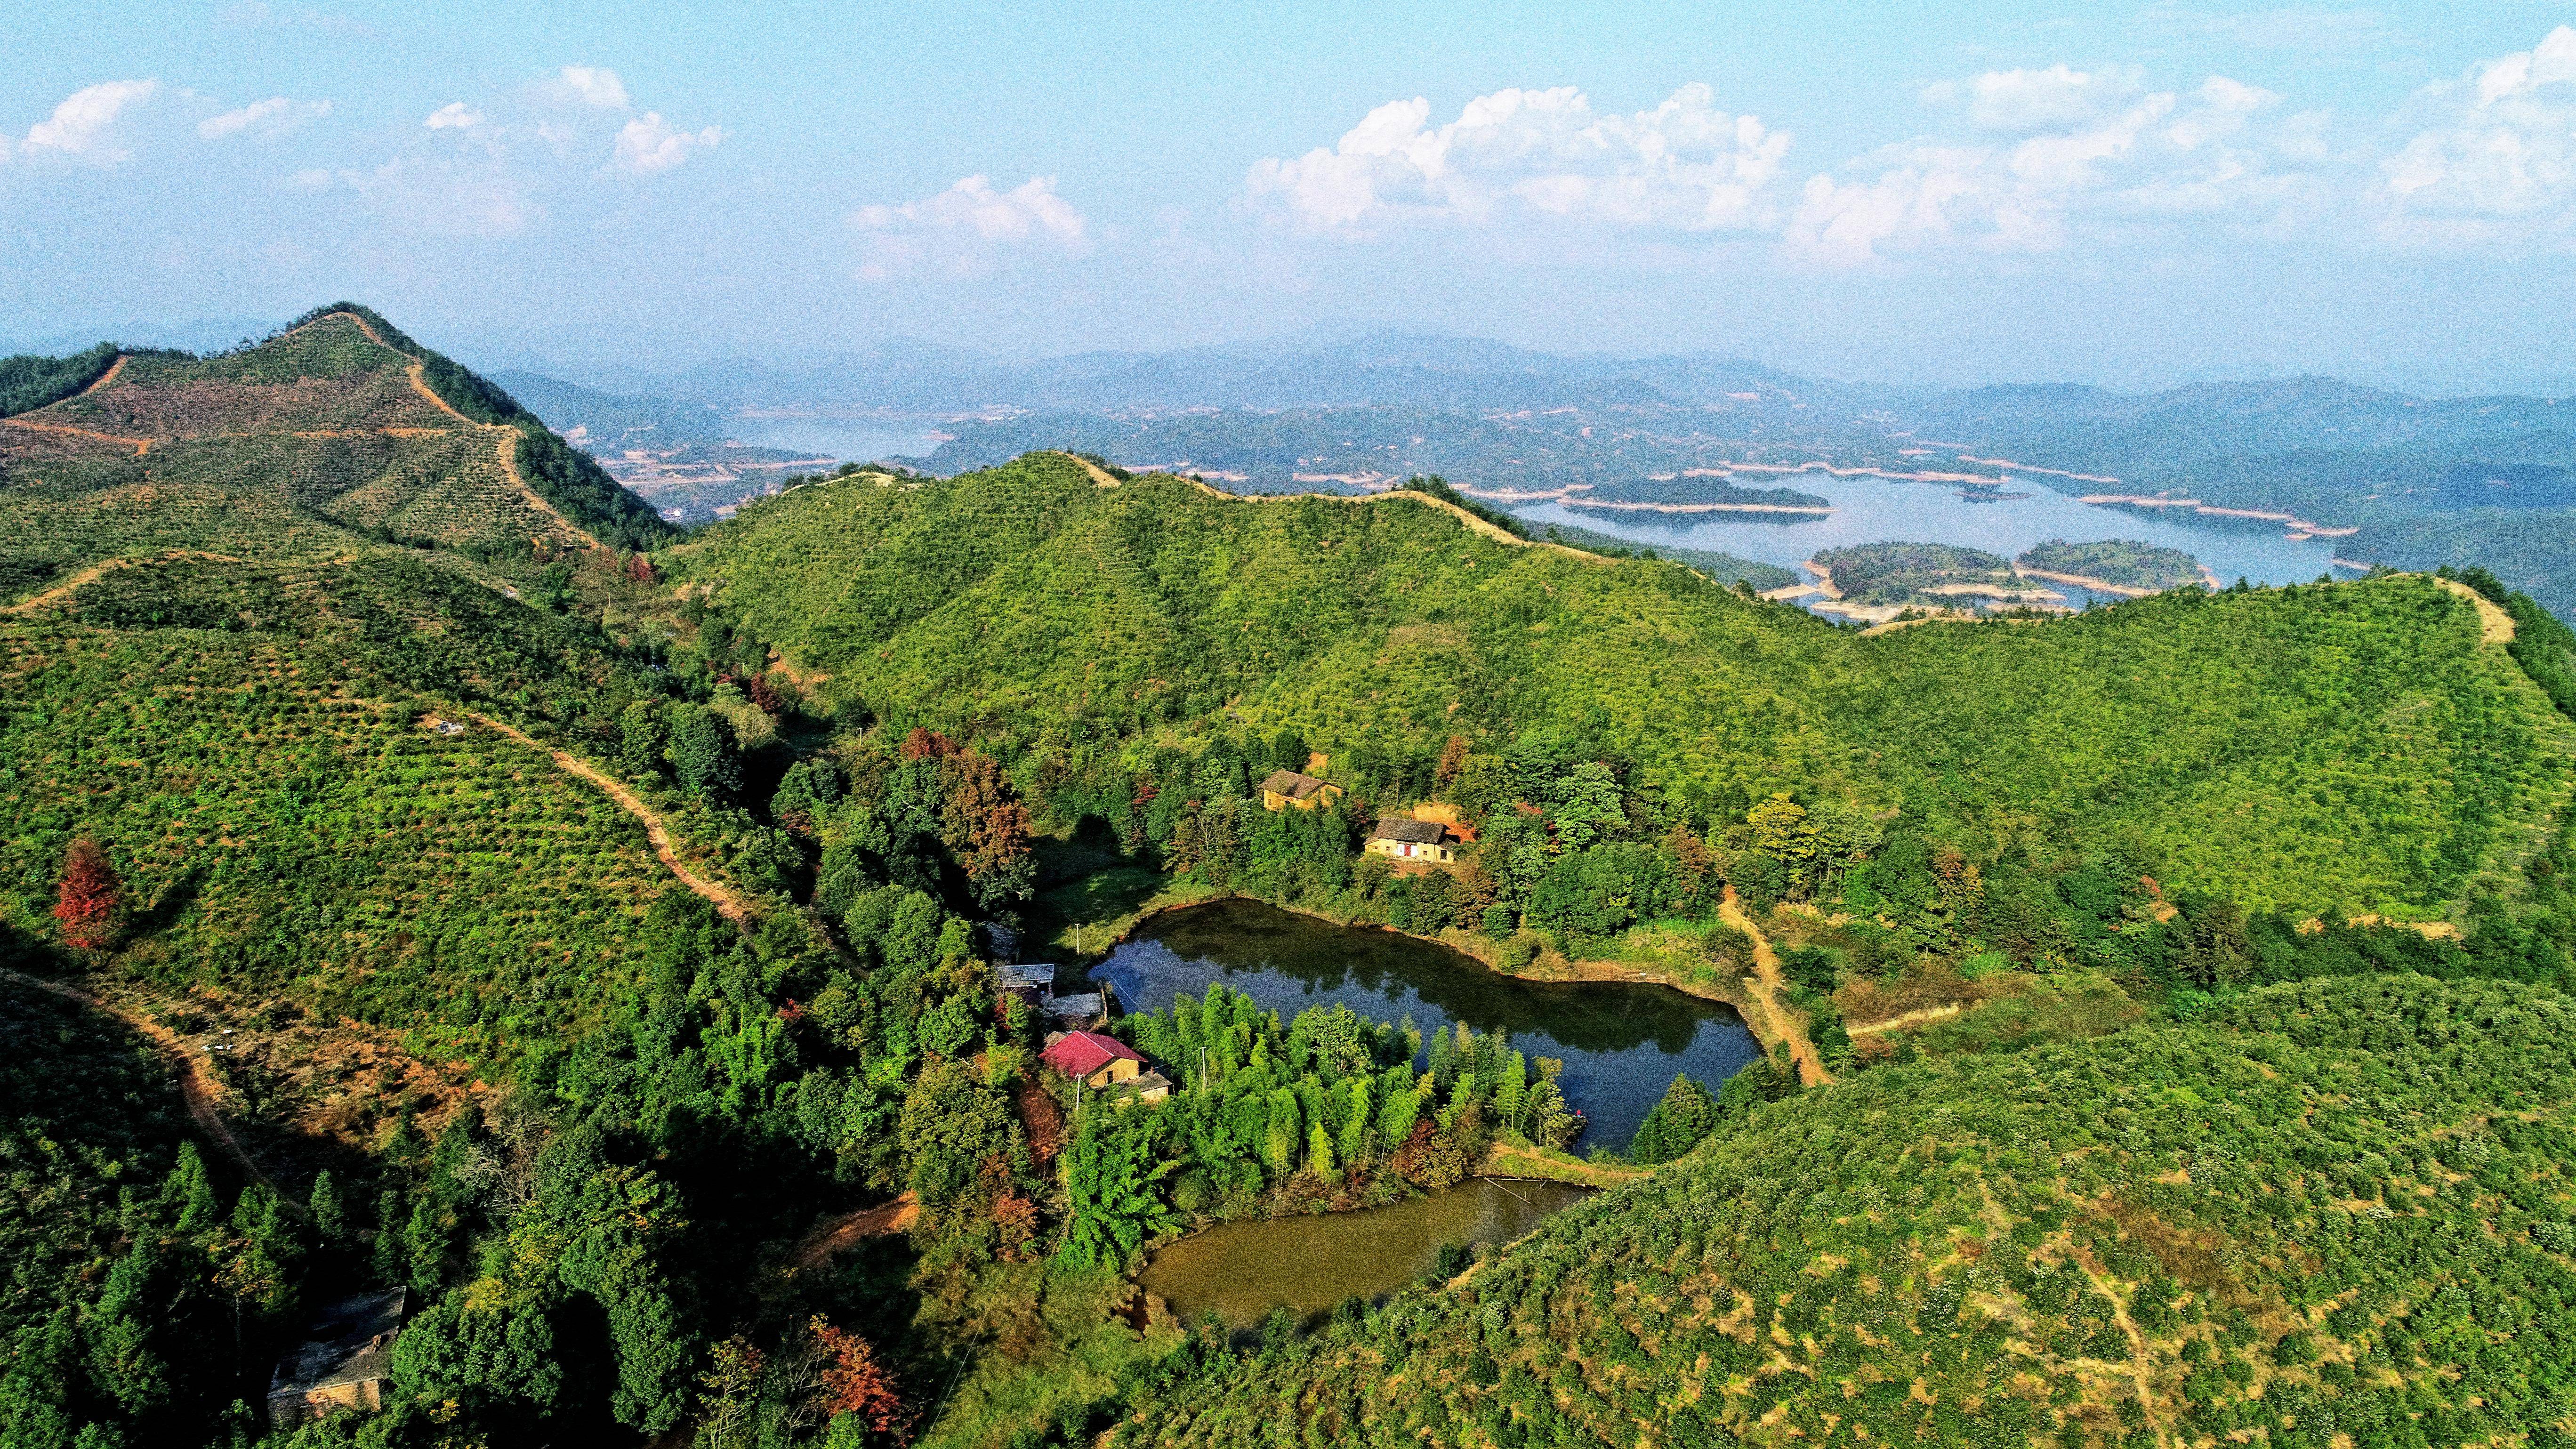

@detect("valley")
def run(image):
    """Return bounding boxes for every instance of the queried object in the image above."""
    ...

[2,308,2573,1449]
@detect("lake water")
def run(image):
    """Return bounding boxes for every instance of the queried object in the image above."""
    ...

[1512,469,2361,611]
[1088,898,1760,1149]
[723,411,946,467]
[1138,1178,1592,1329]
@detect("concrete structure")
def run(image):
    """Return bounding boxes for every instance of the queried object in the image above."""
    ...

[268,1289,406,1428]
[1367,816,1459,863]
[1258,770,1344,812]
[1112,1070,1173,1105]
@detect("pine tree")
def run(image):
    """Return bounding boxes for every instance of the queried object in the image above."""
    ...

[308,1169,346,1243]
[168,1142,222,1234]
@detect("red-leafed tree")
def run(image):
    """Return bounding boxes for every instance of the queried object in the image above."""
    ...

[53,838,122,952]
[901,726,956,762]
[746,670,786,717]
[808,1315,907,1436]
[938,749,1034,907]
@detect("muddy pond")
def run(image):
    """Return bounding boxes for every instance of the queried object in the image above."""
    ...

[1137,1177,1594,1328]
[1089,897,1761,1151]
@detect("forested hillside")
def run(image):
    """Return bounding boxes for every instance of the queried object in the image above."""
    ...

[670,454,2569,919]
[1111,974,2576,1448]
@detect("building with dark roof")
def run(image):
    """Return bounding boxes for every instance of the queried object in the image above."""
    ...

[268,1289,406,1427]
[1258,769,1344,812]
[1367,816,1460,863]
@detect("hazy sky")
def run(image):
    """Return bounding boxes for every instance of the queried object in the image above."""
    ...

[6,2,2576,392]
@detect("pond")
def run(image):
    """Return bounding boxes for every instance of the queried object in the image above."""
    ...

[1088,898,1760,1149]
[1137,1178,1593,1329]
[1513,468,2360,614]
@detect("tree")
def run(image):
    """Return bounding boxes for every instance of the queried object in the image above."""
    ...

[808,1316,907,1436]
[666,705,740,802]
[1629,1074,1719,1166]
[308,1169,347,1243]
[53,838,122,952]
[1061,1112,1177,1268]
[940,749,1036,908]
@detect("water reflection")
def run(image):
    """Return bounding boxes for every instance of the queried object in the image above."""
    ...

[1091,899,1759,1148]
[1138,1178,1593,1329]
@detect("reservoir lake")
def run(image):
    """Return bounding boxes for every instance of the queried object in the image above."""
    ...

[1511,468,2363,612]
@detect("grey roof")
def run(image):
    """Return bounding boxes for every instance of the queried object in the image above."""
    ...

[1371,817,1450,845]
[1258,770,1337,800]
[271,1289,406,1397]
[1047,991,1106,1021]
[995,961,1056,991]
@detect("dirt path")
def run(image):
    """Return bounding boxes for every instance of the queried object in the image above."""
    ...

[0,549,263,616]
[785,1193,919,1272]
[1717,887,1831,1086]
[1844,1002,1962,1036]
[0,417,151,454]
[1143,457,1616,568]
[330,310,599,549]
[2431,575,2515,644]
[0,967,294,1208]
[80,354,130,395]
[1481,1140,1651,1188]
[462,711,752,922]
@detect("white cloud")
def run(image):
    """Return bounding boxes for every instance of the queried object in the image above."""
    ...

[848,174,1088,279]
[559,65,630,110]
[424,102,483,131]
[1788,71,2319,265]
[1926,64,2147,132]
[1244,84,1788,234]
[198,96,330,141]
[8,80,161,164]
[611,112,722,174]
[2379,27,2576,250]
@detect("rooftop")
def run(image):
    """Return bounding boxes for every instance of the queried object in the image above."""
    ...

[1371,817,1451,845]
[1258,769,1339,800]
[1043,1030,1143,1080]
[270,1289,407,1398]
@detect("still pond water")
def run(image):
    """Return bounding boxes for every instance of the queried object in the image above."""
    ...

[1138,1178,1593,1329]
[1513,468,2360,612]
[1089,898,1760,1150]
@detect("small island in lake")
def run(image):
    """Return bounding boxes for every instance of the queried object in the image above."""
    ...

[2014,538,2208,594]
[1811,541,2057,609]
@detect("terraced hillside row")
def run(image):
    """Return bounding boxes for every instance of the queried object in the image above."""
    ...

[1113,974,2576,1449]
[669,453,2574,918]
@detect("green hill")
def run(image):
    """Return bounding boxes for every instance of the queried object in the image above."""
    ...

[669,454,2568,918]
[0,304,677,602]
[1111,974,2576,1449]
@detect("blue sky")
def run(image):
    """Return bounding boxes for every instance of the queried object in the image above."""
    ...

[5,1,2575,392]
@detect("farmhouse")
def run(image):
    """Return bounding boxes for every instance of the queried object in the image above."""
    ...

[1368,817,1460,863]
[1044,1030,1143,1087]
[1258,769,1344,812]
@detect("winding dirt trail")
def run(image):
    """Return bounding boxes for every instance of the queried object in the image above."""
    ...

[328,310,599,549]
[0,967,293,1208]
[461,711,751,922]
[1717,887,1832,1086]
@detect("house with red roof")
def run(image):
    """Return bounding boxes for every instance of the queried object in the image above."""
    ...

[1042,1030,1143,1088]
